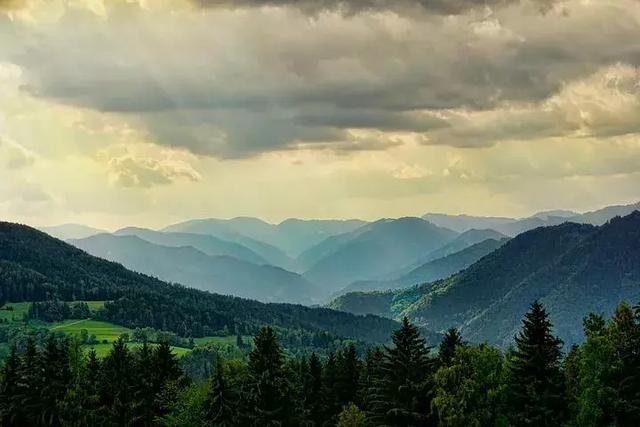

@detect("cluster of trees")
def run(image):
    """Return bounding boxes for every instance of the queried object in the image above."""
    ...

[26,300,92,323]
[0,335,184,426]
[168,301,640,427]
[1,300,639,426]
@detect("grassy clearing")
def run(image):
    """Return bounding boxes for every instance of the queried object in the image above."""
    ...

[48,318,190,358]
[86,342,192,358]
[0,302,30,322]
[50,319,131,342]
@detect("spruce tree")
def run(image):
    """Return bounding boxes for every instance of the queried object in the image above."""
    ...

[374,317,435,427]
[506,301,566,427]
[204,360,238,426]
[438,328,464,367]
[246,326,292,426]
[322,351,341,423]
[609,303,640,424]
[303,352,325,425]
[39,334,71,426]
[17,337,43,426]
[336,344,361,408]
[100,336,135,426]
[0,346,21,426]
[358,347,384,421]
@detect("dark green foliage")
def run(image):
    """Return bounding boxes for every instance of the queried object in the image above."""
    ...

[204,361,238,426]
[1,301,640,426]
[505,301,566,426]
[0,346,20,426]
[438,328,464,367]
[245,326,293,426]
[373,317,436,427]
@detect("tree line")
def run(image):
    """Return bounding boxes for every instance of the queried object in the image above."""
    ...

[2,300,640,426]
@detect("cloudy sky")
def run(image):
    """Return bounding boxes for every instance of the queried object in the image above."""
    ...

[1,0,639,229]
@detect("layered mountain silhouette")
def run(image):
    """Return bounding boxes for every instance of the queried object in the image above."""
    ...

[338,237,508,295]
[423,201,640,236]
[163,217,365,257]
[0,222,398,343]
[331,211,640,347]
[70,233,323,305]
[302,218,458,291]
[39,223,107,240]
[113,227,268,265]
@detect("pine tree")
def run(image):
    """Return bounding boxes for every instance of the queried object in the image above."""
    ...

[358,347,384,421]
[336,344,361,407]
[204,360,238,426]
[100,336,135,425]
[303,352,325,425]
[0,346,21,426]
[609,303,640,424]
[39,334,71,426]
[322,352,341,423]
[133,342,156,426]
[17,337,43,425]
[373,317,435,427]
[506,301,566,427]
[246,326,292,426]
[438,328,464,367]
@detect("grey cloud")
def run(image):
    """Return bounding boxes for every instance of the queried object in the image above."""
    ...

[4,0,640,157]
[191,0,561,16]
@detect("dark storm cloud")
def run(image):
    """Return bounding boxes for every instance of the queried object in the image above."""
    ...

[3,0,640,158]
[190,0,561,15]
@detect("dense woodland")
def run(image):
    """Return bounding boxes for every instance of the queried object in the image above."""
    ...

[1,301,639,426]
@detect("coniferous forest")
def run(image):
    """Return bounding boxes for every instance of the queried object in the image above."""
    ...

[1,300,640,426]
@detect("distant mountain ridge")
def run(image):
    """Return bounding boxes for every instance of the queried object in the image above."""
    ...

[70,233,323,305]
[330,211,640,347]
[337,237,508,296]
[114,227,269,265]
[163,217,366,257]
[423,201,640,236]
[39,223,107,240]
[302,217,458,291]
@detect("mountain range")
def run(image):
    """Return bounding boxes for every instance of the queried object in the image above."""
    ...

[302,217,458,292]
[0,222,399,344]
[330,211,640,347]
[423,202,640,236]
[338,237,508,296]
[70,233,323,305]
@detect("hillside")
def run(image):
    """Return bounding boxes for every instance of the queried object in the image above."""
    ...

[303,218,458,291]
[0,222,400,344]
[331,212,640,347]
[70,234,322,305]
[339,238,507,295]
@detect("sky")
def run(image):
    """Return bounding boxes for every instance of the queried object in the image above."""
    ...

[1,0,639,229]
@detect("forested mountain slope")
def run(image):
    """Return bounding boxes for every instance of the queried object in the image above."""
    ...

[331,212,640,347]
[0,222,399,343]
[339,237,507,295]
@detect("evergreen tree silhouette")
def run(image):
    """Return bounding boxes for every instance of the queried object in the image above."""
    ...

[506,301,566,426]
